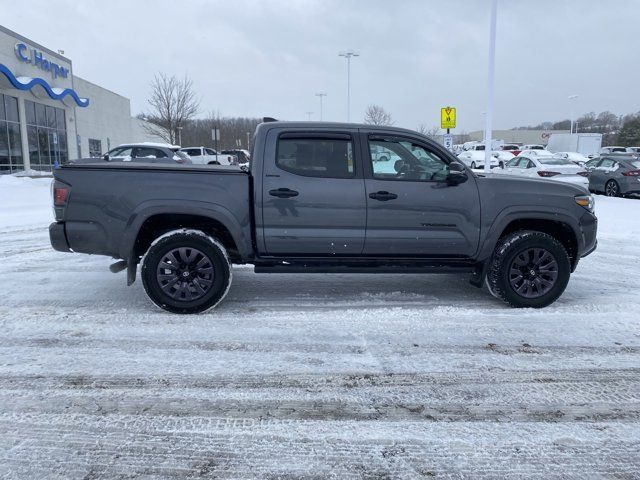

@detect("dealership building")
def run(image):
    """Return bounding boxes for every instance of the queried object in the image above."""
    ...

[0,25,160,174]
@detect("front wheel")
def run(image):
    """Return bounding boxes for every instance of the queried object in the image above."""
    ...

[141,230,231,314]
[487,231,570,308]
[471,161,477,169]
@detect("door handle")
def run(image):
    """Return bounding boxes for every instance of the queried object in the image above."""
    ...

[369,191,398,201]
[269,188,299,198]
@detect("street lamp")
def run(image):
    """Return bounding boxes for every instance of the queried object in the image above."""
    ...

[338,50,359,122]
[483,0,498,173]
[305,111,314,121]
[315,92,327,121]
[568,94,579,134]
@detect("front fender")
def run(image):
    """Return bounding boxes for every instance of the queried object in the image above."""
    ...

[477,206,583,261]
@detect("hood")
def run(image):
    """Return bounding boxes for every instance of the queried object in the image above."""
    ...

[476,172,588,196]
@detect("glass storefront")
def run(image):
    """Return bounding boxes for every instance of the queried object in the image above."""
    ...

[0,94,24,174]
[25,100,68,171]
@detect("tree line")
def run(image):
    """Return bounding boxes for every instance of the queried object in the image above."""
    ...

[140,74,640,149]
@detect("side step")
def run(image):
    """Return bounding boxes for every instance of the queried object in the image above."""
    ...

[254,260,477,274]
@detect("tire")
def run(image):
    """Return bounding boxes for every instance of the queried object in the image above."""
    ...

[605,180,620,197]
[486,230,570,308]
[471,161,477,169]
[141,230,231,314]
[208,161,221,165]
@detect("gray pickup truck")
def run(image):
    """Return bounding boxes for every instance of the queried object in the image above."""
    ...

[50,121,597,314]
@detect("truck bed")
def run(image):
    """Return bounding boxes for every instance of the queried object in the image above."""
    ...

[53,163,252,260]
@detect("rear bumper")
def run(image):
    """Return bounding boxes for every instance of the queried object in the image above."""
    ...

[49,222,71,252]
[620,176,640,194]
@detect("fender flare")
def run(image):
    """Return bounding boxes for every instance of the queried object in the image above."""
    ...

[118,200,252,262]
[477,206,583,262]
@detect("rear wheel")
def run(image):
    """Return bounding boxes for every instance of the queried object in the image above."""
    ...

[487,231,570,308]
[471,161,477,169]
[141,230,231,314]
[605,180,620,197]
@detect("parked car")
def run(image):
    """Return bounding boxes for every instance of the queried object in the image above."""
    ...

[553,151,590,166]
[221,149,250,165]
[600,146,628,154]
[625,147,640,154]
[50,121,597,313]
[521,144,545,151]
[518,149,555,158]
[501,144,522,155]
[179,147,237,165]
[587,155,640,197]
[495,155,589,188]
[457,150,502,169]
[79,143,192,165]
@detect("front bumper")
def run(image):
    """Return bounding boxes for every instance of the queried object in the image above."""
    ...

[49,222,71,252]
[579,211,598,258]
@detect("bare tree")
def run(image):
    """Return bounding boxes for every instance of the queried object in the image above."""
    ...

[364,104,394,126]
[143,73,200,144]
[416,124,440,139]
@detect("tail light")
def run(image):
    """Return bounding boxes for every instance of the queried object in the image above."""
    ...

[622,170,640,176]
[537,171,561,177]
[53,184,69,206]
[577,171,589,177]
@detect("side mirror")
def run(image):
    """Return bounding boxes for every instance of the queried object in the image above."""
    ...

[446,161,468,185]
[102,153,110,161]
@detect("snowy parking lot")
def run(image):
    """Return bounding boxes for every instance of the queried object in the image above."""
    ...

[1,176,639,478]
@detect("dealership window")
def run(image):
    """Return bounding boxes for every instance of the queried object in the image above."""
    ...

[0,94,24,174]
[25,100,68,171]
[88,139,102,157]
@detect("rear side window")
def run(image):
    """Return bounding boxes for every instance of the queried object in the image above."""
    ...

[205,149,216,155]
[276,136,354,178]
[186,148,201,156]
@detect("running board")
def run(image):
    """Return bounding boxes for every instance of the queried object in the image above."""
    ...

[254,260,476,274]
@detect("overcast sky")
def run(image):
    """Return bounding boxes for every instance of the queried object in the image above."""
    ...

[2,0,639,131]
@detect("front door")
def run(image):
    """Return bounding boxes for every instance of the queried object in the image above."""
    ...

[261,130,367,255]
[362,133,481,257]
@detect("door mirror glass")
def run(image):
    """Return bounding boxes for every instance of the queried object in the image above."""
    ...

[102,153,110,161]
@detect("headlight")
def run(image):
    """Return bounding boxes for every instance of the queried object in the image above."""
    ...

[575,194,595,213]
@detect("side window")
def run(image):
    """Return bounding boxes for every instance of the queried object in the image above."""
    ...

[369,137,448,181]
[205,148,216,155]
[276,136,354,178]
[506,157,520,167]
[187,148,201,156]
[598,159,615,169]
[134,147,162,158]
[109,147,132,159]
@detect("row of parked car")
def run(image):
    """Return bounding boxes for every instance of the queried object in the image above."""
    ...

[457,145,640,198]
[80,143,251,167]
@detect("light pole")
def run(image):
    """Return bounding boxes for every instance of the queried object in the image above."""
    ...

[315,92,327,120]
[339,50,359,121]
[483,0,498,173]
[568,94,578,134]
[305,111,314,121]
[176,125,183,146]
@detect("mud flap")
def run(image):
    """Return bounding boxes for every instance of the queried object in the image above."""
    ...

[469,261,488,288]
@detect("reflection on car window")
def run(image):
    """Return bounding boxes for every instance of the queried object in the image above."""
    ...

[276,137,354,178]
[369,138,448,181]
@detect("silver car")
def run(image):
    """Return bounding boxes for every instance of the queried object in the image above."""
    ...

[587,155,640,197]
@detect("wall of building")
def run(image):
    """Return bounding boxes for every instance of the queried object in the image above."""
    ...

[467,129,570,145]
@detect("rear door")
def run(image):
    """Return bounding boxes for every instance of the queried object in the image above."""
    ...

[261,128,367,255]
[362,132,481,257]
[590,158,616,190]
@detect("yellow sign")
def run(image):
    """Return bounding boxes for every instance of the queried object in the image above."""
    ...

[440,106,456,129]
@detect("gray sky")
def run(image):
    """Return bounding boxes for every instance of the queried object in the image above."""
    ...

[2,0,639,131]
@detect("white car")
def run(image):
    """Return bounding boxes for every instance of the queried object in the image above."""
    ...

[521,144,545,151]
[519,149,555,158]
[626,147,640,154]
[495,155,589,188]
[553,151,590,166]
[179,147,237,165]
[457,150,503,169]
[600,146,627,154]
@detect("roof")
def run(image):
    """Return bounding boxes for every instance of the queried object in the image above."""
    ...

[117,142,179,149]
[257,121,423,137]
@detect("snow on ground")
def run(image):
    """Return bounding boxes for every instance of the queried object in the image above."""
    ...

[0,175,639,478]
